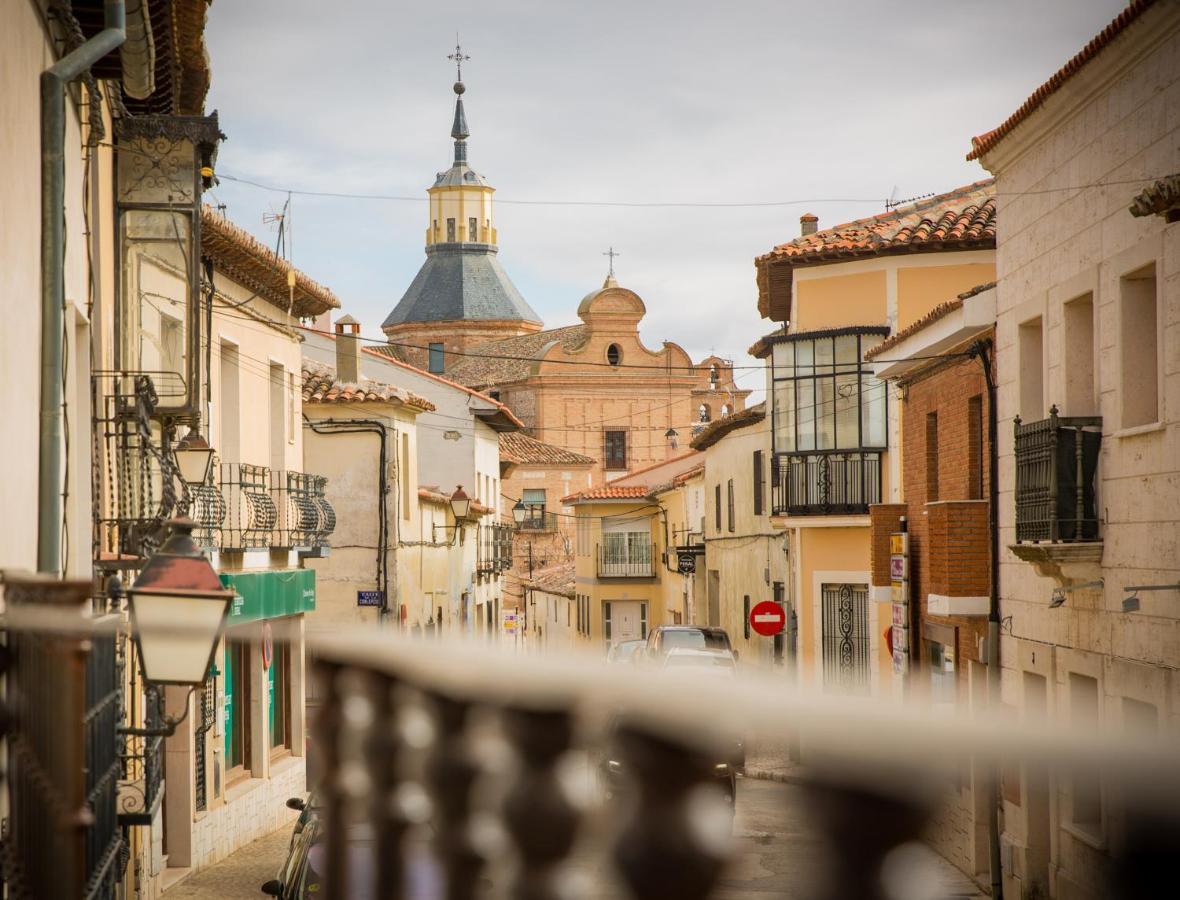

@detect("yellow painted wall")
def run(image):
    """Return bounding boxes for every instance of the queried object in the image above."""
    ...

[792,270,887,330]
[897,262,997,329]
[795,526,871,686]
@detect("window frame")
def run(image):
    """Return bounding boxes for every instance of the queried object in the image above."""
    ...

[428,342,445,374]
[727,479,735,533]
[769,328,889,455]
[753,450,764,516]
[603,429,628,470]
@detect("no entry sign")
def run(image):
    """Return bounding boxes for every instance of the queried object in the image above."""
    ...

[749,600,786,637]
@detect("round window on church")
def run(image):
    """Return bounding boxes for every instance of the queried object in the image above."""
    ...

[606,343,622,367]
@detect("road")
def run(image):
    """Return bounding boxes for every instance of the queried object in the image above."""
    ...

[165,777,985,898]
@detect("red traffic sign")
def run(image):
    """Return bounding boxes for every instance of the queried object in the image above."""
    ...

[749,600,786,637]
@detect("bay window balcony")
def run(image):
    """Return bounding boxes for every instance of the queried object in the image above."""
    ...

[766,327,889,516]
[1013,408,1102,543]
[597,533,655,578]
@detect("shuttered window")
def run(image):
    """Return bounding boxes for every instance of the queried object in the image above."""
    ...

[753,450,764,515]
[714,485,722,531]
[727,479,735,533]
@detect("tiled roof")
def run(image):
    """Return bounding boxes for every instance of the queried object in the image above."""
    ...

[1129,174,1180,220]
[967,1,1157,161]
[418,485,495,516]
[562,485,651,504]
[524,562,576,598]
[202,207,340,318]
[301,362,435,411]
[755,181,996,321]
[369,343,413,365]
[689,403,766,451]
[864,282,996,361]
[447,325,588,387]
[500,432,596,467]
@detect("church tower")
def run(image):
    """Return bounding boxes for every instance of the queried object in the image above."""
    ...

[382,48,542,373]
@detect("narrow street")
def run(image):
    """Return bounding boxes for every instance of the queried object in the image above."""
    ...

[164,777,984,898]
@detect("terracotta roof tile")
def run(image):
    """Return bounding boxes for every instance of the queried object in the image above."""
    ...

[500,432,596,467]
[524,562,576,598]
[202,207,340,318]
[1129,173,1180,220]
[968,0,1156,161]
[447,325,588,388]
[562,485,651,503]
[301,362,435,410]
[754,181,995,321]
[689,403,766,451]
[864,282,996,361]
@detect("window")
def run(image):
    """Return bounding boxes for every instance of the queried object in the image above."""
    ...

[287,371,296,444]
[753,450,764,516]
[925,412,939,502]
[968,396,983,501]
[268,640,289,751]
[1018,316,1044,421]
[714,484,721,531]
[576,514,590,556]
[523,488,546,524]
[606,343,621,366]
[743,595,751,639]
[220,341,240,463]
[1120,264,1158,428]
[269,363,285,473]
[727,479,735,532]
[224,640,250,775]
[401,432,411,519]
[604,430,627,470]
[604,602,612,643]
[446,218,456,242]
[1063,293,1096,416]
[699,403,711,423]
[1069,673,1102,833]
[428,342,445,374]
[770,330,887,453]
[468,217,478,242]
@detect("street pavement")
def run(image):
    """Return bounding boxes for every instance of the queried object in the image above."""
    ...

[164,777,985,899]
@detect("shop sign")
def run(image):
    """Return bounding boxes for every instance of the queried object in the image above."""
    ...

[502,611,519,632]
[677,552,697,575]
[220,569,316,623]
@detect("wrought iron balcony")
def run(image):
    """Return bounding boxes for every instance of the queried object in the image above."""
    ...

[597,540,656,578]
[272,470,336,552]
[1014,408,1102,543]
[477,523,514,576]
[772,450,882,516]
[517,510,559,532]
[220,462,278,550]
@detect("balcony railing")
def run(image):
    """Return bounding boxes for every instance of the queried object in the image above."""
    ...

[221,462,278,550]
[772,450,882,516]
[272,470,336,552]
[597,541,655,578]
[478,523,514,576]
[517,510,559,532]
[1014,408,1102,543]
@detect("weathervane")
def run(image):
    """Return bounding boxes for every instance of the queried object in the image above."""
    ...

[448,36,470,82]
[603,246,619,278]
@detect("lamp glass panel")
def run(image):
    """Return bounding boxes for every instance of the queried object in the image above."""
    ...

[175,446,214,485]
[132,591,228,685]
[451,497,472,520]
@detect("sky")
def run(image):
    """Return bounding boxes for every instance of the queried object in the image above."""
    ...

[204,0,1127,397]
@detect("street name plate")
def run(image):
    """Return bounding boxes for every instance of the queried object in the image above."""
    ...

[357,590,385,607]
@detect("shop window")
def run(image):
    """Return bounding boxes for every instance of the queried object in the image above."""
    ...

[224,640,251,778]
[268,640,290,753]
[1119,264,1158,428]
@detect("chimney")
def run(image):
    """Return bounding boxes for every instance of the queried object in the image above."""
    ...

[335,314,361,383]
[800,213,818,236]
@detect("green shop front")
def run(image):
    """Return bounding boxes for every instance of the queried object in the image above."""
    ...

[219,569,315,779]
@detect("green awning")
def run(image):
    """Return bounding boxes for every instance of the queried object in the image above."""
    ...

[220,569,315,624]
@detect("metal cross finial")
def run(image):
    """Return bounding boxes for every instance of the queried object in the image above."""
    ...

[603,246,619,277]
[448,36,470,81]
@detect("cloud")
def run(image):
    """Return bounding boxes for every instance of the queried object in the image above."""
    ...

[204,0,1128,386]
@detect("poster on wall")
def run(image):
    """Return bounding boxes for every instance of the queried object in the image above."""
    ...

[890,532,909,679]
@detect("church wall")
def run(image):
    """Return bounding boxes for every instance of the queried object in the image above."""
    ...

[385,319,541,373]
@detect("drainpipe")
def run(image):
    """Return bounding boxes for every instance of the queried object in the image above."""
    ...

[970,338,1003,900]
[39,0,126,575]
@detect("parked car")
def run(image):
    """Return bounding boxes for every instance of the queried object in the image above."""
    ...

[607,638,647,663]
[660,647,736,672]
[644,625,735,662]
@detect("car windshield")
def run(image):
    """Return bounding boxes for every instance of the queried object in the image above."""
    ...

[612,641,644,660]
[661,630,730,652]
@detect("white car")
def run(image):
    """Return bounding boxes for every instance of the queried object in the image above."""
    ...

[660,647,737,673]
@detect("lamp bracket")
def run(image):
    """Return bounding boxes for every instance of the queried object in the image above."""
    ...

[118,686,195,738]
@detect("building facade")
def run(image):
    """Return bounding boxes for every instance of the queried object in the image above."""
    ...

[752,186,998,695]
[969,3,1180,897]
[867,285,999,881]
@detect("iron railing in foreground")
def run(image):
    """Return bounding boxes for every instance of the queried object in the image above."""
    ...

[309,631,1180,900]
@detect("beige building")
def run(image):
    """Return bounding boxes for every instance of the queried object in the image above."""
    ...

[969,3,1180,897]
[752,183,997,694]
[687,404,791,667]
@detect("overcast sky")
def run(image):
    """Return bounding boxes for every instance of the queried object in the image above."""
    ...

[205,0,1125,394]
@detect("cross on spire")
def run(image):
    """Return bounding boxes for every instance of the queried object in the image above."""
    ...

[602,246,620,277]
[448,36,470,82]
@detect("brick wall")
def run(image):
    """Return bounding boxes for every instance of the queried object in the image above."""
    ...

[869,503,906,587]
[927,501,989,598]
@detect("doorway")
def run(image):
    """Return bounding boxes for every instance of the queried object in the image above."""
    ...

[707,570,720,626]
[605,601,646,645]
[1023,671,1051,894]
[820,583,869,693]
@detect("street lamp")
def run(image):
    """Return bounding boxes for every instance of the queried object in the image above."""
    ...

[174,425,215,486]
[121,517,233,738]
[512,498,528,526]
[433,485,472,544]
[665,427,679,449]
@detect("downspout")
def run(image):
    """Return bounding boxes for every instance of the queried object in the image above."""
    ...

[970,338,1004,900]
[39,0,126,575]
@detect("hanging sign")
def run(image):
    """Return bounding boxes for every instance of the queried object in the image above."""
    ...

[677,552,697,575]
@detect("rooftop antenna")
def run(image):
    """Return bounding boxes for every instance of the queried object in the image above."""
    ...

[263,192,292,260]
